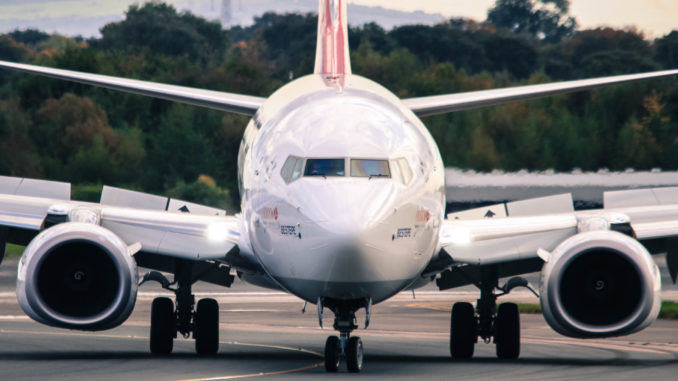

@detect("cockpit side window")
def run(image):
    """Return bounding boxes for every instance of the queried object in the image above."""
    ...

[391,158,413,185]
[350,159,390,178]
[281,155,305,183]
[304,158,345,177]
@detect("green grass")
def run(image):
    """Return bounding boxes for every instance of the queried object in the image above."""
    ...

[3,244,25,259]
[515,303,542,314]
[659,301,678,320]
[512,302,678,320]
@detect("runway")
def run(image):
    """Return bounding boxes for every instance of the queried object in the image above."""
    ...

[1,258,678,380]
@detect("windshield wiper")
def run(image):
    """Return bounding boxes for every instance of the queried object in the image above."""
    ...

[368,174,388,180]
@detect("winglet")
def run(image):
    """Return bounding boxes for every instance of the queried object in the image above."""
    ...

[314,0,351,84]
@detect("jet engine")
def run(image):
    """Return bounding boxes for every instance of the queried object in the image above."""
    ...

[540,230,661,338]
[17,222,138,331]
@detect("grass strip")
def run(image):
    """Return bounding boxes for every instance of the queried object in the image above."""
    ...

[4,244,24,259]
[513,301,678,320]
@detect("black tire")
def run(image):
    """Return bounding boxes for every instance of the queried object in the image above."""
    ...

[195,298,219,355]
[495,302,520,359]
[324,336,341,372]
[450,302,475,359]
[346,336,364,373]
[150,297,175,354]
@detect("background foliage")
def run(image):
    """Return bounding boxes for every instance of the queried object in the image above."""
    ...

[1,0,678,210]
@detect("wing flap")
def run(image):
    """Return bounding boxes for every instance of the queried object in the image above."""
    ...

[447,194,573,220]
[0,176,70,199]
[101,186,226,215]
[604,186,678,208]
[599,187,678,240]
[403,69,678,117]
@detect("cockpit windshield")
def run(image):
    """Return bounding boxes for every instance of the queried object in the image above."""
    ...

[281,156,408,183]
[304,158,345,177]
[350,159,390,178]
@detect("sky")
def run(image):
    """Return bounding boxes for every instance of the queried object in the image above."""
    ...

[384,0,678,38]
[0,0,676,38]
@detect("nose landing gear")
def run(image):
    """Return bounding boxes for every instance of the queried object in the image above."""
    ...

[320,298,369,373]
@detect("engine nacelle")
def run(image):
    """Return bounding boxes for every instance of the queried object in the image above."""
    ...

[540,230,661,338]
[17,223,138,331]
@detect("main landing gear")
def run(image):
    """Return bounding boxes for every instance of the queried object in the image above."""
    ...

[449,267,535,360]
[320,298,370,373]
[141,259,220,355]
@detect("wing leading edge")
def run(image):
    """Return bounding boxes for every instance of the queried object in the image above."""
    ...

[0,60,265,116]
[403,69,678,117]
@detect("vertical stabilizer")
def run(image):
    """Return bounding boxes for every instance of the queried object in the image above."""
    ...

[314,0,351,81]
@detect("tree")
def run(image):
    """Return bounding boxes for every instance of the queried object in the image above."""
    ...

[483,33,538,79]
[96,3,228,66]
[655,31,678,69]
[8,29,50,46]
[560,28,655,77]
[349,22,395,56]
[248,12,317,80]
[389,20,489,74]
[0,99,42,177]
[487,0,577,43]
[35,93,123,183]
[36,93,117,161]
[0,36,32,62]
[616,91,668,168]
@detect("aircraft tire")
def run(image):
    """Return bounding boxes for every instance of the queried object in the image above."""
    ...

[495,302,520,359]
[150,297,175,354]
[324,336,341,372]
[346,336,363,373]
[450,302,475,358]
[195,298,219,355]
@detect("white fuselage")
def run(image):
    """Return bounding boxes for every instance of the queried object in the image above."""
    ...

[237,74,446,303]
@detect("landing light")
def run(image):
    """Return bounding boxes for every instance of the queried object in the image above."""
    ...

[206,222,231,242]
[445,226,473,246]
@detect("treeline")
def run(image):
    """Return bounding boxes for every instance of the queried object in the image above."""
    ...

[0,0,678,209]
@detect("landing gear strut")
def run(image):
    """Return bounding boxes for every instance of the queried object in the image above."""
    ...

[142,259,220,355]
[321,298,369,373]
[449,266,532,360]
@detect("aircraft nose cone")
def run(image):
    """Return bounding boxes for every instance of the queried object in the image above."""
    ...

[297,180,396,235]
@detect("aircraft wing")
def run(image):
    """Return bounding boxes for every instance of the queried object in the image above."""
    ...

[403,69,678,117]
[0,177,241,262]
[436,189,678,285]
[0,60,265,116]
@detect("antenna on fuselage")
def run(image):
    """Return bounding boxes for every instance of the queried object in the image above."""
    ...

[314,0,351,86]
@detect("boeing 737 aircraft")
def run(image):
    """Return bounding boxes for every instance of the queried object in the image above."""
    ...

[1,0,678,373]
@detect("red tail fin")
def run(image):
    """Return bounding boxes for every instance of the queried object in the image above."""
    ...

[314,0,351,81]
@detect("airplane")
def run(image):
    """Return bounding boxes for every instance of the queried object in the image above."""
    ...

[1,0,678,373]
